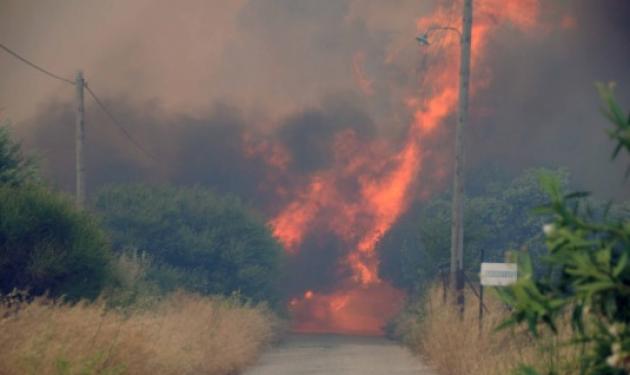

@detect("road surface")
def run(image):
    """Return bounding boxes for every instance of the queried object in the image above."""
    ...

[244,334,435,375]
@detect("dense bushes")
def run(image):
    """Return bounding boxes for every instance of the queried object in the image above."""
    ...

[0,123,284,306]
[0,122,280,373]
[498,84,630,374]
[377,167,568,295]
[0,185,112,300]
[0,125,112,300]
[95,185,284,304]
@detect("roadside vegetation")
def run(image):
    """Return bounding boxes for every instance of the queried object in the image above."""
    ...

[95,184,284,306]
[0,124,283,374]
[383,84,630,375]
[0,293,276,375]
[498,84,630,374]
[0,185,112,300]
[394,285,581,375]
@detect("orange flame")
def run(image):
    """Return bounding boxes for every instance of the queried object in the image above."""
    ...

[242,132,291,171]
[268,0,541,336]
[270,176,327,253]
[291,282,405,336]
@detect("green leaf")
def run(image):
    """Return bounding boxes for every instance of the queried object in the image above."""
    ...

[571,304,585,334]
[613,252,628,278]
[575,280,615,296]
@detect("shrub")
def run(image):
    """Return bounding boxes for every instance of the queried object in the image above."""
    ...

[103,249,162,309]
[498,84,630,374]
[0,186,112,300]
[377,167,568,296]
[397,284,581,375]
[95,185,284,304]
[0,292,277,375]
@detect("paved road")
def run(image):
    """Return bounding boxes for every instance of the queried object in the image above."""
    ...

[244,334,435,375]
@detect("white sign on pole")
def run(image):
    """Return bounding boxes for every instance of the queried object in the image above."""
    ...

[480,262,517,286]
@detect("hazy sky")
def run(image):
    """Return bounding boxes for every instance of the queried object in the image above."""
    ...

[1,0,629,199]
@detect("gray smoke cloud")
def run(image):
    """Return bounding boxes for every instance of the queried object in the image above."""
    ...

[1,0,629,204]
[467,0,630,199]
[25,93,378,208]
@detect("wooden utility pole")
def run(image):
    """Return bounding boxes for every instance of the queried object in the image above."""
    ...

[478,247,485,331]
[75,71,85,207]
[450,0,473,309]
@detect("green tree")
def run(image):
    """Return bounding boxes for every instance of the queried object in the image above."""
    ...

[0,124,111,300]
[0,124,37,186]
[0,186,112,300]
[498,84,630,375]
[377,167,568,295]
[95,184,284,304]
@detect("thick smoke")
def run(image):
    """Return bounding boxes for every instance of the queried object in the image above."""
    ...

[467,0,630,198]
[2,0,628,200]
[277,94,376,174]
[25,93,379,207]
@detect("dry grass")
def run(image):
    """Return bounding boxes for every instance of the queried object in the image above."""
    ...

[395,285,581,375]
[0,292,278,375]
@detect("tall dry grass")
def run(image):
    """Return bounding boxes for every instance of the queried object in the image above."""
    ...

[394,285,581,375]
[0,292,277,375]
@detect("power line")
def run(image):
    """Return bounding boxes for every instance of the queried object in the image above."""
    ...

[0,42,74,85]
[0,41,157,163]
[84,84,159,162]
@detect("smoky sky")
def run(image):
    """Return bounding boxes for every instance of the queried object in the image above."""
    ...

[2,0,630,207]
[467,0,630,198]
[277,94,376,174]
[25,94,378,210]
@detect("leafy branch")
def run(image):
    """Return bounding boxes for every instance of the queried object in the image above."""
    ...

[498,85,630,375]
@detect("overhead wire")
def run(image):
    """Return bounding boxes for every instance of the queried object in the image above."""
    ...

[0,42,74,85]
[84,84,159,162]
[0,41,158,162]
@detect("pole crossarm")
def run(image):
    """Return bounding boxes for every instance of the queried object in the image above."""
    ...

[416,25,462,45]
[426,25,463,39]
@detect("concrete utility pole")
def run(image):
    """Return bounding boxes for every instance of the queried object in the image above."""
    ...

[450,0,473,308]
[75,71,86,207]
